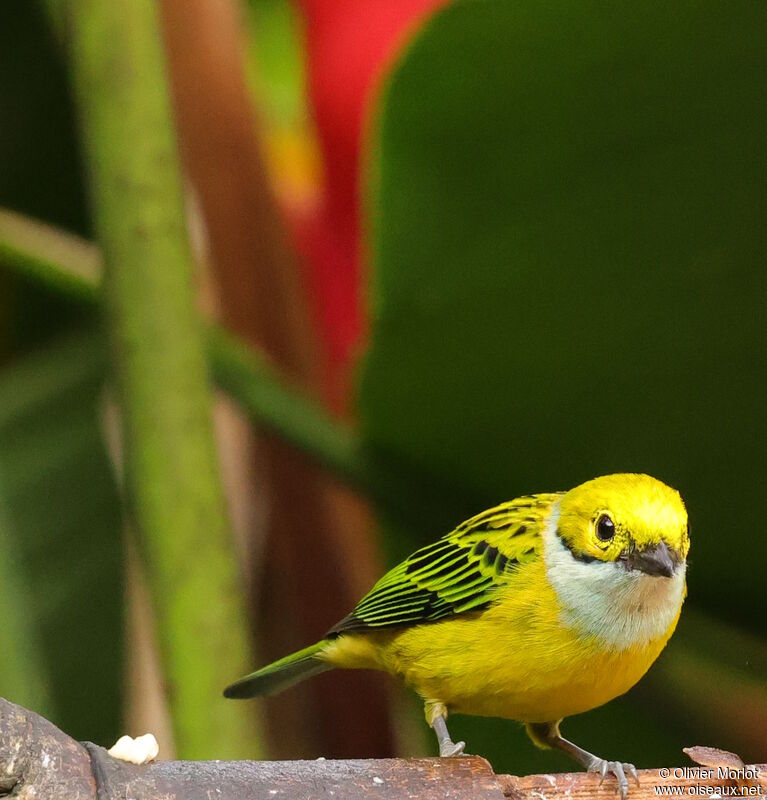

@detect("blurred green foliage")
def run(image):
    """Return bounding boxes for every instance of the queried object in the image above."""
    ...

[0,331,123,743]
[360,0,767,770]
[0,2,86,233]
[0,0,121,743]
[0,0,89,354]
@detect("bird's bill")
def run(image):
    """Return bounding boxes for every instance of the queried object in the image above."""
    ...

[621,540,681,578]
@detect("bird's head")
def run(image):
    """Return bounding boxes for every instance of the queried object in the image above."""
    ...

[544,474,690,649]
[556,473,689,578]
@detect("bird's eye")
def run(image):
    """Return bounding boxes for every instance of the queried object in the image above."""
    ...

[595,514,615,542]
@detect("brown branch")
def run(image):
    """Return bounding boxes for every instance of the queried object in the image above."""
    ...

[2,697,764,799]
[0,697,94,798]
[499,764,765,800]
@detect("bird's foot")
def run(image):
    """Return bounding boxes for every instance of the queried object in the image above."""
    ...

[438,738,466,757]
[587,758,640,799]
[430,710,466,757]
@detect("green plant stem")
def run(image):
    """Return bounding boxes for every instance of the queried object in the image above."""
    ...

[57,0,262,758]
[208,329,379,494]
[0,209,100,304]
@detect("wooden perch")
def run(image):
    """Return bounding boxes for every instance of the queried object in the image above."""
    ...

[1,697,764,799]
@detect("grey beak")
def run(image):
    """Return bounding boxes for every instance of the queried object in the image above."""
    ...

[626,540,678,578]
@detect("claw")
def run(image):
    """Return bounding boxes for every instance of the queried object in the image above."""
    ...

[439,739,466,757]
[588,759,636,799]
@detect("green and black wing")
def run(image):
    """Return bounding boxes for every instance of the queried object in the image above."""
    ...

[327,493,559,637]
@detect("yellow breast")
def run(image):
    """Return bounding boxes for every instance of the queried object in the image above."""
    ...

[324,557,683,723]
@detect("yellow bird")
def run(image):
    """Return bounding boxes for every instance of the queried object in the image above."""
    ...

[225,473,690,798]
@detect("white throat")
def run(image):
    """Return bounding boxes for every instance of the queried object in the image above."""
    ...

[543,502,686,651]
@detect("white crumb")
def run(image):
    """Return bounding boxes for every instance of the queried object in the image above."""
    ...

[373,776,384,784]
[107,733,159,765]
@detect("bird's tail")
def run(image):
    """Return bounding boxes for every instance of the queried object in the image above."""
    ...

[223,640,332,699]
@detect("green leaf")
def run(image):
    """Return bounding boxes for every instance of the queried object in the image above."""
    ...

[0,330,124,743]
[361,0,767,770]
[0,486,51,715]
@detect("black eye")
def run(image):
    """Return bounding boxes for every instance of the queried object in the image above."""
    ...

[596,514,615,541]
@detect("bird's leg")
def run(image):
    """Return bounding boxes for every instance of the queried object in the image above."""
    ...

[527,721,639,800]
[424,701,465,757]
[432,716,466,757]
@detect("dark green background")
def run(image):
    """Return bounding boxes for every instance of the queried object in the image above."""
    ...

[360,0,767,771]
